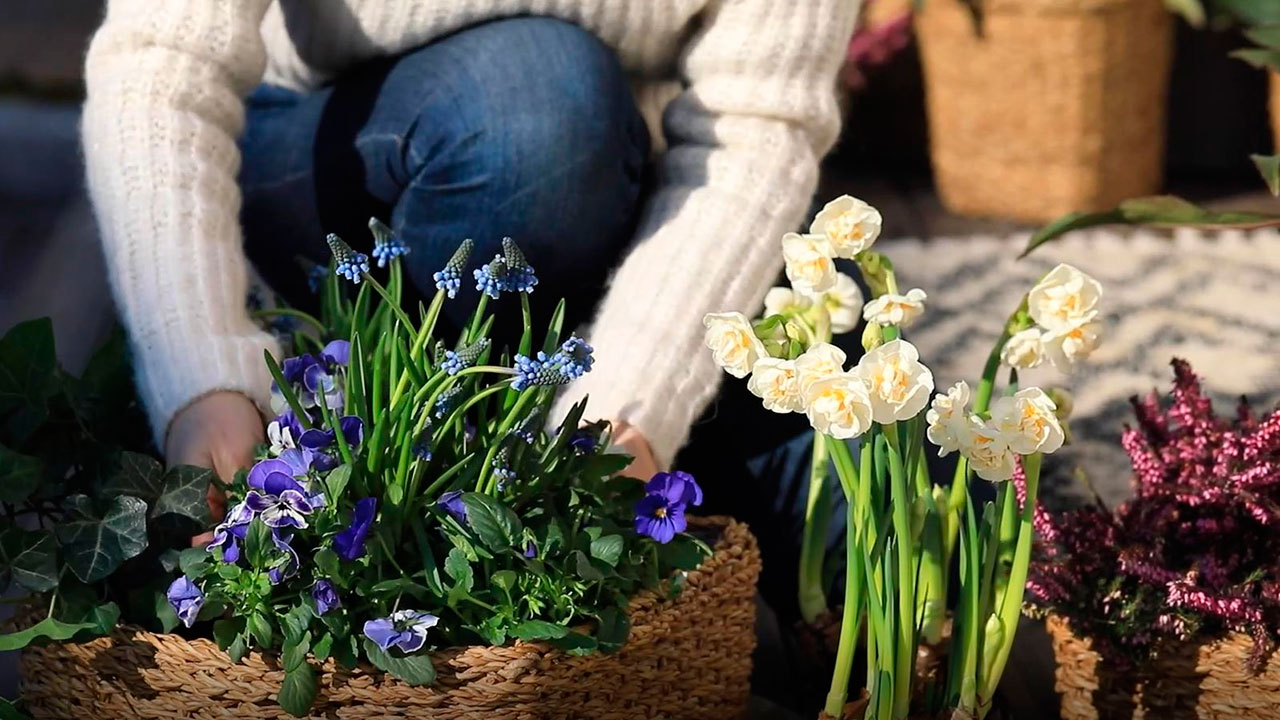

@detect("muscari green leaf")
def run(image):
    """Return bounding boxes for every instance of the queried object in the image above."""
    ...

[278,662,318,717]
[0,528,58,592]
[362,638,437,686]
[101,451,163,503]
[1023,195,1280,257]
[0,445,41,504]
[151,465,215,526]
[56,494,148,583]
[460,493,522,552]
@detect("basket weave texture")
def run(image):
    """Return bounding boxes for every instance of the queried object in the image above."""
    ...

[916,0,1173,222]
[20,516,760,720]
[1047,613,1280,720]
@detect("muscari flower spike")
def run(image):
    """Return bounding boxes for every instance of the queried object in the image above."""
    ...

[492,446,516,489]
[327,234,370,284]
[441,338,491,376]
[511,336,594,391]
[474,255,509,299]
[368,217,409,268]
[511,411,542,445]
[433,238,474,299]
[412,426,433,462]
[434,384,464,418]
[501,236,538,294]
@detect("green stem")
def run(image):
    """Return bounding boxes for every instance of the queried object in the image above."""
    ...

[823,436,864,718]
[467,295,490,344]
[883,426,915,719]
[799,434,832,624]
[317,399,353,466]
[359,271,414,330]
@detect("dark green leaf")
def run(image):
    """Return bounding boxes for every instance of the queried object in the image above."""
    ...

[281,604,313,645]
[83,602,121,635]
[101,452,163,502]
[369,578,431,598]
[444,547,473,593]
[278,663,318,717]
[490,570,517,593]
[152,465,214,526]
[213,617,243,650]
[1245,25,1280,50]
[56,494,149,583]
[571,550,604,581]
[325,464,352,500]
[156,590,180,632]
[510,619,569,641]
[595,606,630,654]
[659,537,707,571]
[314,547,340,580]
[282,631,311,671]
[362,638,437,686]
[1231,47,1280,70]
[244,518,272,569]
[0,697,32,720]
[0,528,57,592]
[228,634,249,663]
[178,547,210,577]
[0,445,41,504]
[578,453,632,479]
[248,611,274,647]
[1251,153,1280,196]
[1214,0,1280,25]
[0,318,56,422]
[0,614,100,651]
[548,629,598,656]
[1024,196,1280,257]
[312,632,334,662]
[460,493,522,551]
[589,535,624,568]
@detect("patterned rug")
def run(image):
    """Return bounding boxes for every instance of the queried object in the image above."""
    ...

[883,227,1280,509]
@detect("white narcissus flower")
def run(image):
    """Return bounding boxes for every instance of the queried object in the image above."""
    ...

[782,232,838,295]
[816,272,865,334]
[747,358,804,413]
[1001,327,1045,369]
[795,343,848,394]
[964,419,1018,482]
[804,372,874,439]
[862,288,927,328]
[809,195,883,259]
[763,287,813,318]
[702,312,768,378]
[1027,263,1102,332]
[854,338,935,424]
[989,387,1065,456]
[1042,318,1103,371]
[926,380,971,457]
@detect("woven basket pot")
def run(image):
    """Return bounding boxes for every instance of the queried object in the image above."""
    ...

[20,516,760,720]
[1047,613,1280,720]
[916,0,1174,222]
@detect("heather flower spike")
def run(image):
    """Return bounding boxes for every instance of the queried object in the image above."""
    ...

[326,233,370,284]
[368,217,409,268]
[433,238,474,299]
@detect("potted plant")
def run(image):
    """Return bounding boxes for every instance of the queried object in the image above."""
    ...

[704,195,1101,718]
[1027,359,1280,720]
[914,0,1175,222]
[8,221,761,719]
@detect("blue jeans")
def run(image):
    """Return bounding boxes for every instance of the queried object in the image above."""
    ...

[239,16,846,713]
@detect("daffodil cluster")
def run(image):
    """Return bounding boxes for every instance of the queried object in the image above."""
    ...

[702,196,1102,720]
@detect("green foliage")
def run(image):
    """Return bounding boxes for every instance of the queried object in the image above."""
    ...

[0,320,216,652]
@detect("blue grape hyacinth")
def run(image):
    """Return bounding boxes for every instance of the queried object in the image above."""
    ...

[511,336,594,391]
[433,238,474,299]
[368,218,409,268]
[326,234,370,284]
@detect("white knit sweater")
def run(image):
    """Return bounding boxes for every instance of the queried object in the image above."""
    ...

[82,0,857,467]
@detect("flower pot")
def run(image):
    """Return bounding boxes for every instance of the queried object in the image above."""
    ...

[915,0,1174,222]
[20,517,760,720]
[1047,613,1280,720]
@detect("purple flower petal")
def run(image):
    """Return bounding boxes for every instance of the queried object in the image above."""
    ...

[333,497,377,561]
[263,472,307,498]
[362,617,401,650]
[339,415,364,447]
[437,490,467,523]
[322,339,350,366]
[312,579,340,615]
[304,363,335,394]
[278,447,314,476]
[244,491,274,514]
[248,459,293,490]
[166,576,204,628]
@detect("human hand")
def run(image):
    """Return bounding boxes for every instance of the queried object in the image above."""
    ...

[165,391,265,545]
[612,420,659,482]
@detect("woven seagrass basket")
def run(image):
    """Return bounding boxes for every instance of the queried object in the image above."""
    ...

[20,516,759,720]
[1047,613,1280,720]
[916,0,1174,222]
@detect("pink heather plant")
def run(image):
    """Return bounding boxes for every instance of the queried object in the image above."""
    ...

[1027,359,1280,669]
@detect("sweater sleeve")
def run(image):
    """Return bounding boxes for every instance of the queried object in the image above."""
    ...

[552,0,858,468]
[82,0,278,443]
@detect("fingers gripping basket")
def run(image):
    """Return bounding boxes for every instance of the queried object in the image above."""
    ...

[20,517,760,720]
[916,0,1174,222]
[1047,613,1280,720]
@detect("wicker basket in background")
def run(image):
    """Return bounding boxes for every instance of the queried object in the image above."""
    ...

[1047,613,1280,720]
[20,517,760,720]
[916,0,1174,223]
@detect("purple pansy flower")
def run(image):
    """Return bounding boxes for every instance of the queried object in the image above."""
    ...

[523,541,537,559]
[333,497,377,561]
[634,471,704,544]
[298,415,364,454]
[208,501,254,563]
[437,490,467,523]
[312,579,340,615]
[166,576,204,628]
[245,470,324,529]
[569,429,596,455]
[267,530,299,585]
[362,610,439,654]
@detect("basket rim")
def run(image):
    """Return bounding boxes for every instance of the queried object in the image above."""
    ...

[1045,611,1271,664]
[22,514,753,671]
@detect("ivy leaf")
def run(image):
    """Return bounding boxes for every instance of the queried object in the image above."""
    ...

[0,528,58,592]
[101,452,163,503]
[460,493,522,552]
[56,494,149,583]
[595,606,630,654]
[1251,154,1280,197]
[0,318,56,427]
[0,445,41,504]
[589,535,624,568]
[362,638,436,686]
[510,620,569,641]
[0,614,100,651]
[151,465,214,526]
[278,662,318,717]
